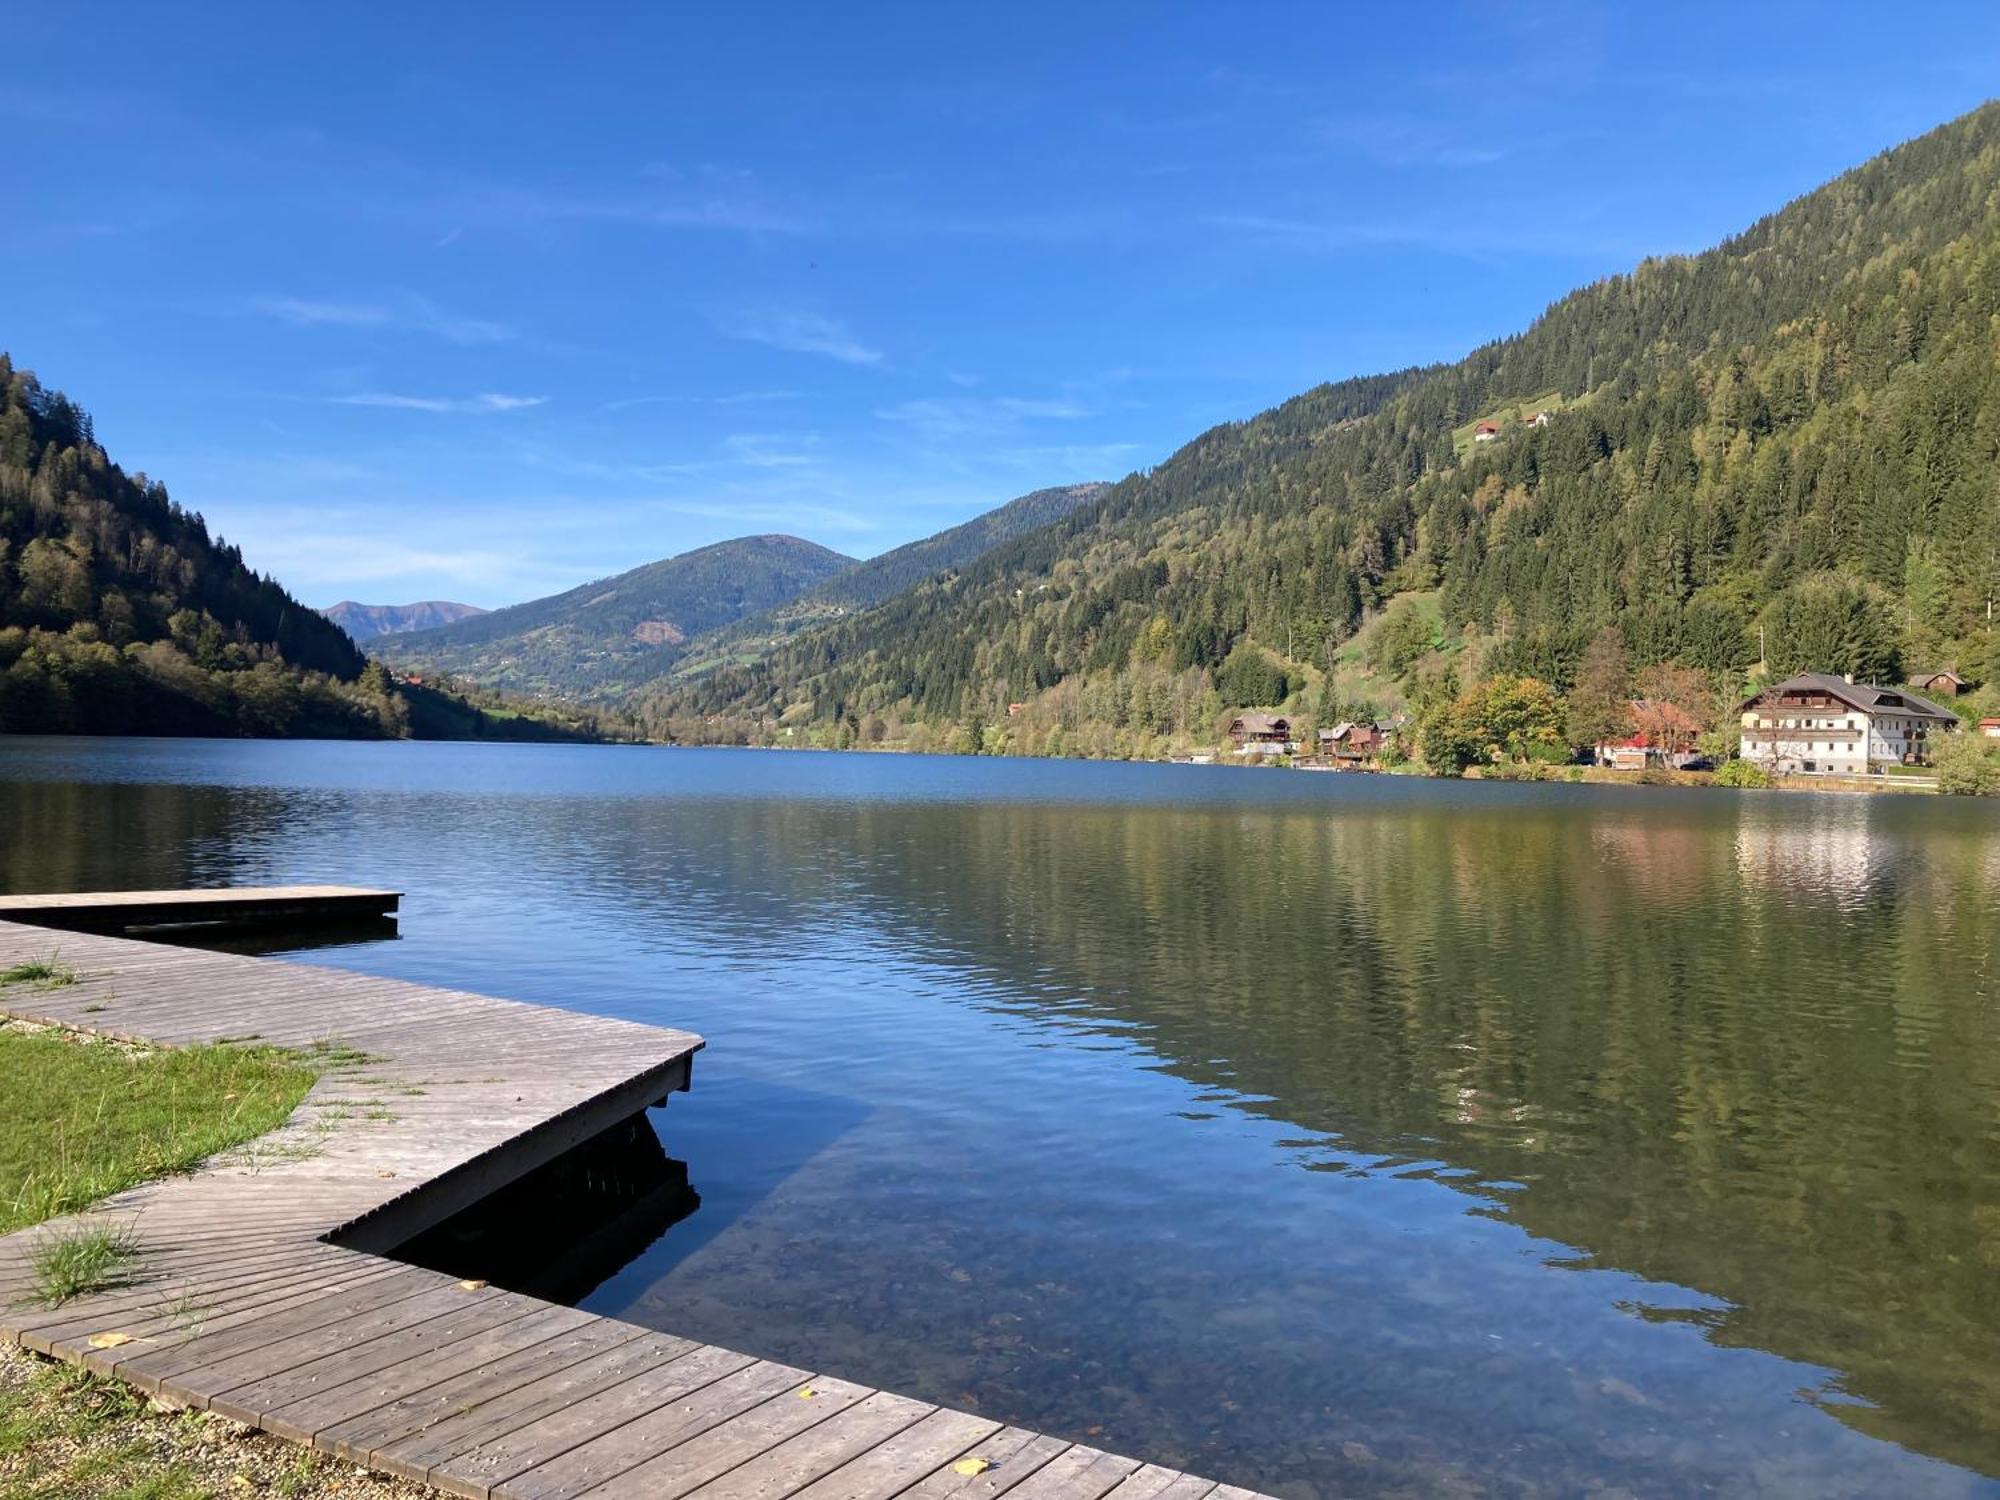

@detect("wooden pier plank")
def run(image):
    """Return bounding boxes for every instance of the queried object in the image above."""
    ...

[786,1407,1004,1500]
[314,1317,652,1470]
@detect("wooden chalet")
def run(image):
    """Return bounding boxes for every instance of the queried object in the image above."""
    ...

[1909,669,1968,697]
[1228,712,1293,754]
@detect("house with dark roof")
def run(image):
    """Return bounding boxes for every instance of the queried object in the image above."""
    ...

[1316,721,1389,766]
[1228,712,1294,755]
[1909,669,1968,697]
[1738,674,1957,774]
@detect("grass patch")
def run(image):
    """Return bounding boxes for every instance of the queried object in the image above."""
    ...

[30,1224,142,1305]
[0,956,76,990]
[0,1027,319,1234]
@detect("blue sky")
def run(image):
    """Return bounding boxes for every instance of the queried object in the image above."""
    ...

[6,4,1996,608]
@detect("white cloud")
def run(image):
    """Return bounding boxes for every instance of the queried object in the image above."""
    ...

[242,292,511,344]
[719,307,882,366]
[719,432,820,468]
[329,392,547,414]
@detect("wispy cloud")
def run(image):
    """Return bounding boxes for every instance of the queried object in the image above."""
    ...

[719,432,820,468]
[719,307,882,366]
[601,389,802,412]
[243,292,512,344]
[467,164,814,236]
[251,296,384,328]
[876,395,1090,442]
[329,392,547,414]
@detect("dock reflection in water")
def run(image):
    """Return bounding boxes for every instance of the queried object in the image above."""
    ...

[392,1117,701,1307]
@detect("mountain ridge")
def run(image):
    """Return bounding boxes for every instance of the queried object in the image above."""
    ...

[324,599,488,642]
[669,482,1111,678]
[378,533,857,698]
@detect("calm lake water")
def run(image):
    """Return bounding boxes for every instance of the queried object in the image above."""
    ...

[4,738,1999,1499]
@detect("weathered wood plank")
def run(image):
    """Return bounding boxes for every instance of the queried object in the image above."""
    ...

[786,1408,1005,1500]
[892,1428,1074,1500]
[674,1390,936,1500]
[997,1446,1141,1500]
[247,1299,580,1441]
[491,1363,838,1500]
[313,1316,650,1470]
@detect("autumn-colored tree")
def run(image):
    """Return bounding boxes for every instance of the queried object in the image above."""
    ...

[1632,663,1716,755]
[1565,627,1633,750]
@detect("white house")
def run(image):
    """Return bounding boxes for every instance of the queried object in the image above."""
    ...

[1738,674,1957,774]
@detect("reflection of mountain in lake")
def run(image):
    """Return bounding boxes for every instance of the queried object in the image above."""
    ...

[544,789,2000,1476]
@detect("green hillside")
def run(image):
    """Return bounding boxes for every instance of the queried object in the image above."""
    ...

[0,357,407,737]
[378,534,856,699]
[645,103,2000,757]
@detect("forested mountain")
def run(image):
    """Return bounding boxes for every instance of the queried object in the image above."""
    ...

[324,599,487,641]
[378,534,855,698]
[671,482,1109,676]
[0,356,409,736]
[811,482,1110,613]
[645,103,2000,758]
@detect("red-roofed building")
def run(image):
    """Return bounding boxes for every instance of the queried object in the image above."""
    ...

[1472,421,1499,443]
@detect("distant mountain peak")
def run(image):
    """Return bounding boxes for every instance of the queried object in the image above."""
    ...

[323,600,489,642]
[375,533,857,697]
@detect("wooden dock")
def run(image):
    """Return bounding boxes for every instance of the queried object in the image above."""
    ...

[0,884,401,933]
[0,906,1268,1500]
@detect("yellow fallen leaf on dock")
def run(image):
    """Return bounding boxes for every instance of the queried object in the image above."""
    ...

[798,1386,816,1399]
[952,1458,993,1476]
[87,1332,134,1349]
[457,1279,487,1291]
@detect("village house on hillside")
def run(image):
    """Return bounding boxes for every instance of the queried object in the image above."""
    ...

[1472,421,1499,443]
[1228,712,1294,756]
[1981,718,2000,739]
[1738,674,1957,774]
[1527,411,1551,427]
[1909,669,1968,697]
[1316,721,1388,767]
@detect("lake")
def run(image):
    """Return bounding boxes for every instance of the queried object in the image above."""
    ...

[3,737,1998,1499]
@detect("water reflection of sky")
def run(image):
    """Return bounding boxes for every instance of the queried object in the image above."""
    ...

[4,739,1998,1500]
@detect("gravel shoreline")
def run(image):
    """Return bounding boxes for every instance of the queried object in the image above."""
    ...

[0,1343,435,1499]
